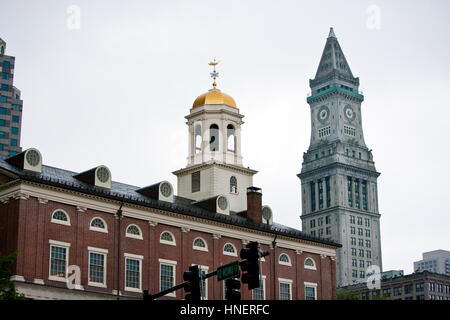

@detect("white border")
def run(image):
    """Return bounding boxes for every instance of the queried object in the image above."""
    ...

[125,224,143,240]
[193,237,208,252]
[124,253,143,293]
[88,247,107,288]
[160,230,176,246]
[222,243,238,257]
[278,253,292,266]
[304,281,318,300]
[278,278,292,300]
[304,257,317,270]
[89,217,108,233]
[50,209,71,226]
[48,240,70,283]
[159,259,177,297]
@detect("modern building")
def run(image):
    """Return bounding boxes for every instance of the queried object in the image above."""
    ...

[414,250,450,276]
[338,271,450,300]
[0,65,341,300]
[0,38,23,158]
[298,28,382,287]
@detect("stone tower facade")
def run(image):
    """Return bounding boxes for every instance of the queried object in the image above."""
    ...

[298,28,382,287]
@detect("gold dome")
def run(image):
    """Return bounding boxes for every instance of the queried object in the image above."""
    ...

[192,87,237,108]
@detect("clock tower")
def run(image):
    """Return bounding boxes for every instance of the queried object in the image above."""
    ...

[298,28,382,287]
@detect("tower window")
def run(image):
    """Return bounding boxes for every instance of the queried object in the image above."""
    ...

[318,179,323,209]
[310,181,316,212]
[230,176,237,193]
[194,124,202,154]
[362,181,368,210]
[318,126,331,138]
[325,176,331,207]
[344,125,356,137]
[355,179,360,209]
[227,124,235,152]
[192,171,200,193]
[209,124,219,151]
[347,177,353,207]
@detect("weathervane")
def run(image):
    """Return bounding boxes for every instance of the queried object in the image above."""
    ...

[208,58,219,88]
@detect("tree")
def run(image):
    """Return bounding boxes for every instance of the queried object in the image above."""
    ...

[337,290,362,300]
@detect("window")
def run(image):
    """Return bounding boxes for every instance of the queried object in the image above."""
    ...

[51,209,70,226]
[357,217,362,225]
[88,248,107,287]
[12,104,20,111]
[0,119,5,126]
[326,226,331,235]
[352,269,358,278]
[416,282,424,292]
[358,239,364,246]
[197,265,209,300]
[352,259,357,267]
[11,127,18,135]
[318,228,323,237]
[0,96,6,103]
[1,84,8,91]
[305,283,317,300]
[125,254,143,292]
[310,219,316,228]
[0,107,5,114]
[310,181,316,211]
[358,228,363,236]
[304,258,316,270]
[359,260,365,268]
[362,181,368,210]
[366,250,372,259]
[2,61,10,68]
[126,224,143,240]
[160,231,176,246]
[252,276,266,300]
[429,282,435,292]
[209,124,219,151]
[359,249,364,257]
[393,286,402,296]
[318,179,323,209]
[1,73,8,80]
[350,226,356,235]
[230,176,237,193]
[227,124,235,152]
[350,215,355,224]
[223,243,237,257]
[325,215,331,224]
[360,270,365,278]
[191,171,200,193]
[365,229,371,237]
[90,217,107,233]
[351,248,357,256]
[10,139,17,146]
[194,124,202,154]
[160,259,176,297]
[351,237,356,245]
[347,177,353,206]
[404,284,413,295]
[279,280,292,300]
[279,253,291,266]
[318,126,331,138]
[317,217,323,226]
[325,176,331,207]
[49,240,70,282]
[12,115,19,123]
[0,131,4,138]
[344,125,356,136]
[193,237,208,252]
[355,179,360,209]
[366,240,371,248]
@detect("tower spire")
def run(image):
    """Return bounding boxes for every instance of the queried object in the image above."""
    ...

[328,27,336,38]
[208,58,220,89]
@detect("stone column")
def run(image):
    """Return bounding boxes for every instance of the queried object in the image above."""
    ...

[148,221,158,294]
[212,233,221,300]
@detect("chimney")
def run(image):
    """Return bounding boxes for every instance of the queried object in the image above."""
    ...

[246,187,262,223]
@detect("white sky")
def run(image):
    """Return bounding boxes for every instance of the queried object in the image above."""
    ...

[1,0,449,275]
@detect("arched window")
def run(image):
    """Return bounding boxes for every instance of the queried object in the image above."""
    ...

[126,224,143,240]
[304,257,317,270]
[51,209,70,226]
[230,176,237,193]
[193,237,208,252]
[160,231,176,246]
[279,253,291,266]
[227,124,235,152]
[90,217,107,233]
[194,124,202,154]
[223,243,237,257]
[209,124,219,151]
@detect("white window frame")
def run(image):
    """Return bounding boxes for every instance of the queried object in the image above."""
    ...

[160,231,176,246]
[124,253,143,293]
[304,257,317,270]
[223,243,238,257]
[51,209,71,226]
[193,237,208,252]
[89,217,108,233]
[252,275,266,300]
[88,246,108,288]
[159,258,177,297]
[193,264,209,300]
[304,282,318,300]
[278,253,292,266]
[278,278,293,300]
[125,224,143,240]
[48,240,70,283]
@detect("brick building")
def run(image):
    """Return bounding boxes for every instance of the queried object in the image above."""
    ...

[0,62,340,300]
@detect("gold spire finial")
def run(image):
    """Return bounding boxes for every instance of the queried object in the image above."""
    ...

[208,58,220,89]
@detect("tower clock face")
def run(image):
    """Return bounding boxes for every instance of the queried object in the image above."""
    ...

[344,105,355,122]
[317,105,330,124]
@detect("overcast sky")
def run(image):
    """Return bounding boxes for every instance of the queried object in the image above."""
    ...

[1,0,449,275]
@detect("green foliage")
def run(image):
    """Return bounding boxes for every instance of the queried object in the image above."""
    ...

[337,290,362,300]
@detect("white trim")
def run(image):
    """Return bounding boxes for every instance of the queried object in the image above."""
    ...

[124,254,143,293]
[160,230,176,246]
[304,282,318,300]
[222,243,238,257]
[50,209,71,226]
[88,248,108,288]
[278,253,292,266]
[193,264,210,300]
[89,217,108,233]
[304,257,317,270]
[159,260,177,297]
[278,279,293,300]
[125,224,143,240]
[193,237,208,252]
[49,239,71,247]
[278,277,293,284]
[252,275,266,300]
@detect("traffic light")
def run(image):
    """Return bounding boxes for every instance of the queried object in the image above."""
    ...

[183,265,201,301]
[240,241,260,290]
[225,278,241,301]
